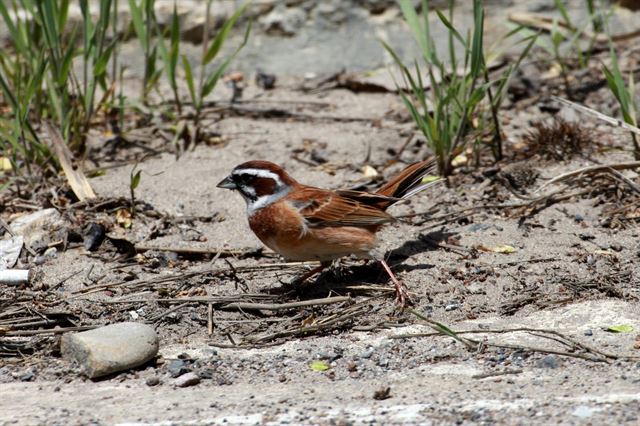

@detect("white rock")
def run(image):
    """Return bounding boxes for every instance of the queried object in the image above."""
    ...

[174,372,201,388]
[61,322,159,379]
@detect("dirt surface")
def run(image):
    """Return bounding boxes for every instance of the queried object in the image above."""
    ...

[3,1,640,425]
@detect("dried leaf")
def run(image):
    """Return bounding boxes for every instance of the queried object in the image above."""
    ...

[0,236,23,269]
[309,360,330,372]
[606,324,634,333]
[451,153,468,167]
[477,244,516,254]
[301,314,316,327]
[0,157,12,171]
[116,208,133,229]
[44,122,96,201]
[421,175,440,184]
[594,249,614,256]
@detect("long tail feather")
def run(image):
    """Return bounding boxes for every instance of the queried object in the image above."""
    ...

[376,158,440,203]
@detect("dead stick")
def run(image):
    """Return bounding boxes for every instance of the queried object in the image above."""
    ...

[0,325,96,336]
[99,294,277,304]
[72,262,316,295]
[222,296,351,311]
[472,369,524,380]
[551,96,640,136]
[536,162,640,193]
[207,303,213,336]
[147,302,190,322]
[134,244,252,256]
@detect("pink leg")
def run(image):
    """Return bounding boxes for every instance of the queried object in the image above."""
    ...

[380,259,411,306]
[293,262,327,285]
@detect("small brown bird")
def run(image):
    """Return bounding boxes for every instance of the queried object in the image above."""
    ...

[217,159,438,304]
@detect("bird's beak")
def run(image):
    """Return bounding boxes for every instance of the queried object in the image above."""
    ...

[216,175,237,190]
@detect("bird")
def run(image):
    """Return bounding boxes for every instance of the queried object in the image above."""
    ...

[217,159,439,305]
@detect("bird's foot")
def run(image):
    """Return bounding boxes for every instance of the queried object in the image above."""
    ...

[380,259,413,307]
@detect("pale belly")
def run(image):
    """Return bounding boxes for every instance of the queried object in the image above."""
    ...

[265,226,378,262]
[248,202,378,262]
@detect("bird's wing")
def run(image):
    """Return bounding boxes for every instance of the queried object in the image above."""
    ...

[288,187,395,228]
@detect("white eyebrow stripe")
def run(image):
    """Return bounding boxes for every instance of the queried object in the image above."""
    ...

[233,168,281,182]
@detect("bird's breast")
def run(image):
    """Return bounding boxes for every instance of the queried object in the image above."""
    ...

[247,200,378,261]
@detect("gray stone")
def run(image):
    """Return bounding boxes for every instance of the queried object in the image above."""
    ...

[167,359,191,378]
[360,347,375,359]
[61,322,159,379]
[174,372,200,388]
[146,376,161,387]
[260,4,307,36]
[537,354,559,369]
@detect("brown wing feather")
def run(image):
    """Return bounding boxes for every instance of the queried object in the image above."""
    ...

[288,187,395,228]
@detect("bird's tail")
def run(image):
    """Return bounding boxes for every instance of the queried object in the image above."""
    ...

[376,158,440,205]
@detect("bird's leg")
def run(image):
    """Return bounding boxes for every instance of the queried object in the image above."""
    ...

[380,259,411,306]
[291,261,329,285]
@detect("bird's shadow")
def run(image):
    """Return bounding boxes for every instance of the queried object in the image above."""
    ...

[263,230,457,299]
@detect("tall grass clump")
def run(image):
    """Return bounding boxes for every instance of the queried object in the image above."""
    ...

[383,0,534,176]
[0,0,251,180]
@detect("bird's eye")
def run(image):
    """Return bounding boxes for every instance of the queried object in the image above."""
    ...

[237,174,252,184]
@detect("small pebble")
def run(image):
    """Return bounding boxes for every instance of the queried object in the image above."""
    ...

[20,369,35,382]
[360,347,374,359]
[445,303,460,311]
[572,405,595,419]
[43,247,57,259]
[174,372,200,388]
[468,223,491,232]
[537,354,559,369]
[584,329,593,336]
[255,71,276,90]
[167,359,190,378]
[83,223,106,251]
[146,376,160,387]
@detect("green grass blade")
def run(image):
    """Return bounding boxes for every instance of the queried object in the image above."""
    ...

[469,0,484,78]
[435,9,465,46]
[182,54,196,105]
[202,20,252,98]
[203,2,249,65]
[127,0,147,51]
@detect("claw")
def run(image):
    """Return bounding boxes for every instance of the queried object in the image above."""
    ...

[380,259,413,307]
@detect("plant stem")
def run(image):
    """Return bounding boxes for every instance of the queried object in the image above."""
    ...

[484,66,502,162]
[111,0,119,103]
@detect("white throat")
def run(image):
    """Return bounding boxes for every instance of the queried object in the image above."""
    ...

[245,186,290,215]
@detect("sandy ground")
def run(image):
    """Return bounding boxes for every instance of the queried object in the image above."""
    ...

[2,1,640,425]
[2,81,640,425]
[2,300,639,425]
